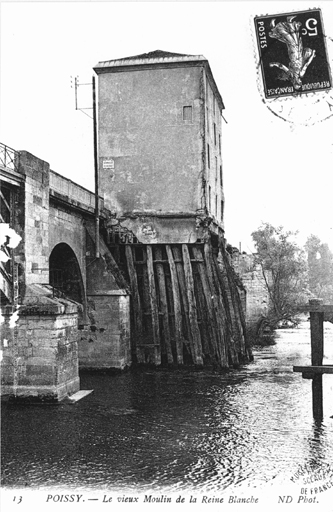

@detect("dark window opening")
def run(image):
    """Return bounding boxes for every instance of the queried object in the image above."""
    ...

[221,200,224,221]
[183,106,192,122]
[214,123,216,145]
[220,165,223,186]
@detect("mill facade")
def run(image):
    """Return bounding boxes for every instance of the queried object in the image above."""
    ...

[94,50,251,367]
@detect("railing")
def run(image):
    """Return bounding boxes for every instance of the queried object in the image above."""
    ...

[0,143,20,173]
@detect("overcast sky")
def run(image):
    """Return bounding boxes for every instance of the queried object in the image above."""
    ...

[1,1,333,253]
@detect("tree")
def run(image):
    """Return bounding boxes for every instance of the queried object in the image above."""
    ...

[251,223,308,327]
[305,234,333,302]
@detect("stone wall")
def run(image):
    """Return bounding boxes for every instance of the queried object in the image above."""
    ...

[79,223,131,369]
[18,152,50,286]
[231,250,269,329]
[0,284,80,401]
[49,204,87,291]
[79,293,130,370]
[1,148,132,397]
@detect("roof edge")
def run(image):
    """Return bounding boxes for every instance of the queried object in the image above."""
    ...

[94,54,207,70]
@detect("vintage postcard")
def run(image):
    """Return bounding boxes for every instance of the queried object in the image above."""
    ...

[1,2,333,512]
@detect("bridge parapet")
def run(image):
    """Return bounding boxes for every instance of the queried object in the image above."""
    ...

[49,170,103,213]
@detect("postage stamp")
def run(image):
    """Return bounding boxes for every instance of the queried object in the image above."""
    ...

[254,9,332,99]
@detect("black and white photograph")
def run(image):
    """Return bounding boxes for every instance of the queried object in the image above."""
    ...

[1,1,333,511]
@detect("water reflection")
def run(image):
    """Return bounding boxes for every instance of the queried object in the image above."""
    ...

[1,322,333,491]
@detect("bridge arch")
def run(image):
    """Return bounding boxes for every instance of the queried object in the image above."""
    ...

[49,243,85,315]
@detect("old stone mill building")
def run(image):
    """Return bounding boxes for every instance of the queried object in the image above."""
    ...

[0,50,252,401]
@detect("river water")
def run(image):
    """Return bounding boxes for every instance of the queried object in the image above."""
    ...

[2,321,333,493]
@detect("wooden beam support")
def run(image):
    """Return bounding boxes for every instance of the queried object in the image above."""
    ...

[193,246,219,361]
[300,304,333,313]
[204,242,228,367]
[172,246,193,361]
[293,365,333,375]
[166,245,183,364]
[155,247,173,364]
[125,245,142,359]
[312,375,323,420]
[310,310,324,420]
[310,311,324,366]
[146,245,161,363]
[182,244,203,365]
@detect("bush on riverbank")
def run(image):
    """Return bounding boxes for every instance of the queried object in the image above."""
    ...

[247,319,276,347]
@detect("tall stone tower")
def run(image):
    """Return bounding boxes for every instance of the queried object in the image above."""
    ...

[93,50,251,367]
[94,50,224,243]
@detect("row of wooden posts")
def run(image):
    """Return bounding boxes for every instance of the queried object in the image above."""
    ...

[123,241,252,367]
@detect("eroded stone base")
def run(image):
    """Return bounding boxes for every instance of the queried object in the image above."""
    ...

[0,284,80,402]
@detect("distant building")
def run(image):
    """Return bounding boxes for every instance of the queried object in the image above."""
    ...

[94,49,225,245]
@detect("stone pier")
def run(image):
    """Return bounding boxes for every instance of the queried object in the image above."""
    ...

[1,284,80,401]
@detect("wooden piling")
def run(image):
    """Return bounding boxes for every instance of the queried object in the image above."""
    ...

[310,309,324,420]
[172,245,193,361]
[155,247,173,364]
[125,245,142,358]
[166,245,183,364]
[310,310,324,367]
[146,245,161,362]
[192,245,219,362]
[182,244,203,365]
[217,245,248,362]
[204,242,228,367]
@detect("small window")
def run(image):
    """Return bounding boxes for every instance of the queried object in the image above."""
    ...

[215,157,218,181]
[209,186,211,212]
[206,107,209,133]
[183,106,192,122]
[214,123,216,145]
[207,144,210,168]
[213,97,216,115]
[221,200,224,221]
[215,195,218,217]
[220,165,223,186]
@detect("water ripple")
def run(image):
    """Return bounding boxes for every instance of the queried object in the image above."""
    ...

[2,322,333,491]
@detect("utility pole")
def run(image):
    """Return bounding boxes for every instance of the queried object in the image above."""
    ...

[92,76,99,258]
[71,75,99,258]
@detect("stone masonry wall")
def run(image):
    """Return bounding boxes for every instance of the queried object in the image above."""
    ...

[231,250,269,329]
[49,204,87,290]
[79,224,131,369]
[79,294,130,370]
[19,152,50,286]
[0,284,80,401]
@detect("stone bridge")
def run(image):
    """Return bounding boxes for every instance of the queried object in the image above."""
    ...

[1,145,130,401]
[1,143,252,402]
